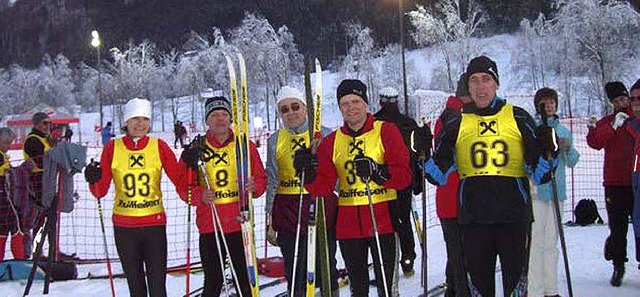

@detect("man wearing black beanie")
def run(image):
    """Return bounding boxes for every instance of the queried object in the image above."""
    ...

[589,81,635,286]
[424,56,558,296]
[293,78,412,296]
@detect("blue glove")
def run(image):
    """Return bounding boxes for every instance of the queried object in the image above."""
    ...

[532,156,558,185]
[424,157,450,186]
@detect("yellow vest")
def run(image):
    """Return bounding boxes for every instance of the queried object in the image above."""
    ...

[455,104,526,179]
[276,128,309,195]
[0,151,9,177]
[333,121,396,206]
[202,138,239,205]
[111,138,164,216]
[23,134,51,173]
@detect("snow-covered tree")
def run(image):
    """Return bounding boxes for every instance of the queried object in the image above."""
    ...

[341,22,379,106]
[107,40,159,126]
[408,0,485,91]
[230,13,302,130]
[553,0,640,115]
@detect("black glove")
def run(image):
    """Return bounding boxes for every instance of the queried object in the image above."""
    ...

[354,154,389,185]
[411,125,433,159]
[84,160,102,184]
[536,126,559,159]
[181,145,200,170]
[293,147,318,184]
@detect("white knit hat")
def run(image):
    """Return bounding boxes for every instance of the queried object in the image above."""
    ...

[276,86,305,106]
[379,86,399,99]
[123,98,152,122]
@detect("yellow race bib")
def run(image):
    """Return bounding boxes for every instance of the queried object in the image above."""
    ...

[455,104,526,179]
[112,138,164,216]
[276,129,309,195]
[333,121,396,206]
[23,134,51,173]
[202,139,240,205]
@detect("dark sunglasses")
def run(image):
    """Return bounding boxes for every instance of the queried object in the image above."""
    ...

[40,121,51,125]
[630,96,640,102]
[279,103,302,114]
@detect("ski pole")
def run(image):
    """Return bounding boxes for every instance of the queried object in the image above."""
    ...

[363,177,390,297]
[539,104,573,297]
[97,198,116,297]
[290,170,306,297]
[420,156,428,295]
[199,162,243,296]
[186,167,193,295]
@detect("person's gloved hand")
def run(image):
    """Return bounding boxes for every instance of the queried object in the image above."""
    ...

[84,160,102,184]
[411,125,433,159]
[536,126,559,159]
[293,147,318,184]
[587,115,597,129]
[532,156,558,185]
[180,144,200,170]
[354,154,389,185]
[612,112,629,130]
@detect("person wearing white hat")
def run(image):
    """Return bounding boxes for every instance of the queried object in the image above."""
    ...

[85,97,185,297]
[265,86,339,296]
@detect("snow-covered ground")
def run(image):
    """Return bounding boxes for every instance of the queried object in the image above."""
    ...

[2,222,638,296]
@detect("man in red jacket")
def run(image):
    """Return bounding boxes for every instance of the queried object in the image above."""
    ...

[586,81,635,286]
[179,96,267,297]
[294,79,412,296]
[433,73,472,297]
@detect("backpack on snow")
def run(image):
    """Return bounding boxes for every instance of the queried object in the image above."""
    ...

[573,198,603,226]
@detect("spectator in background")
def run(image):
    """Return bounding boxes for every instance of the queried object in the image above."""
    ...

[372,85,430,277]
[23,112,53,228]
[433,73,472,297]
[612,78,640,283]
[62,124,73,142]
[101,122,115,146]
[174,121,187,149]
[528,87,580,297]
[0,127,25,261]
[586,81,635,287]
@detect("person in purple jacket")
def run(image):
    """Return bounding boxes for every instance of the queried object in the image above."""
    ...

[265,86,338,296]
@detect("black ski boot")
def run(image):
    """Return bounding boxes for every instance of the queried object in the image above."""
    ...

[610,263,625,287]
[401,257,415,276]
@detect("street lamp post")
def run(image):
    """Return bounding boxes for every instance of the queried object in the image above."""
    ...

[399,0,409,115]
[91,30,103,129]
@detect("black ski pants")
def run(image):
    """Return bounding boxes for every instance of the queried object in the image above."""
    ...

[604,185,634,265]
[114,225,167,297]
[388,188,416,262]
[440,218,470,297]
[339,234,396,297]
[462,223,528,297]
[200,231,251,297]
[278,227,339,296]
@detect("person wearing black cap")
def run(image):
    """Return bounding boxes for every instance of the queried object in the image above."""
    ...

[293,79,412,296]
[373,86,432,277]
[432,73,473,297]
[179,96,267,297]
[424,56,558,296]
[587,81,635,286]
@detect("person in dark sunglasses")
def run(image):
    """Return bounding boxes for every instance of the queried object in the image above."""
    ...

[265,86,339,296]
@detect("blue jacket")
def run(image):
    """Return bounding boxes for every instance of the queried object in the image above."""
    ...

[535,117,580,201]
